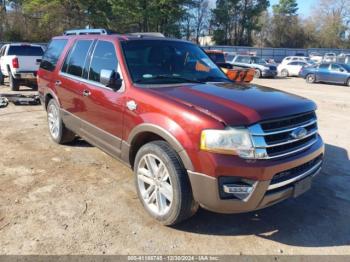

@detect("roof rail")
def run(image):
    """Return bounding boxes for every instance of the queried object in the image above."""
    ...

[63,28,110,36]
[128,32,165,38]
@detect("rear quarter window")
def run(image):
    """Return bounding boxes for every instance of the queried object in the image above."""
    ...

[8,45,44,56]
[40,39,68,72]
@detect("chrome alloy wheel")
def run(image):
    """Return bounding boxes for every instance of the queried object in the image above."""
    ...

[48,103,60,140]
[137,154,173,216]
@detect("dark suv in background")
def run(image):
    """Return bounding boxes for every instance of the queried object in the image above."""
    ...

[38,29,324,225]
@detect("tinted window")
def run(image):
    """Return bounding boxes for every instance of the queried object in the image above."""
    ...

[289,62,299,65]
[63,40,93,77]
[8,45,43,56]
[331,64,344,71]
[207,53,225,63]
[89,41,118,82]
[40,40,67,72]
[319,64,330,69]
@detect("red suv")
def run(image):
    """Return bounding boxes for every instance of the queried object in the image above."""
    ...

[38,30,324,225]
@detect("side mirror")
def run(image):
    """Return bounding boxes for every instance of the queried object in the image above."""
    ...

[100,69,122,91]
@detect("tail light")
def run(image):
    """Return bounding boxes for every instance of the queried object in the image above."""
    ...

[12,58,19,69]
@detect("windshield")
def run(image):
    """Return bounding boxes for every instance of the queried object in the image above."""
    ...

[121,40,230,85]
[251,57,266,64]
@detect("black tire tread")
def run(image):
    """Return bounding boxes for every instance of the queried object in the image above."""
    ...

[9,73,20,91]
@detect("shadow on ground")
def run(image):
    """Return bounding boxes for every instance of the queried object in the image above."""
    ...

[175,143,350,248]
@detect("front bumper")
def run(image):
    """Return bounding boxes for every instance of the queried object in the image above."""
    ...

[188,136,324,214]
[262,70,277,77]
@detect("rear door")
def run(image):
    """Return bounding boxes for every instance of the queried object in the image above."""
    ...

[77,40,125,157]
[56,39,94,129]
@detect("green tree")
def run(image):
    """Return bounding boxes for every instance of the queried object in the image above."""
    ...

[211,0,269,46]
[270,0,305,47]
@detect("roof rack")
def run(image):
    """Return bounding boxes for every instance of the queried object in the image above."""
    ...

[63,28,166,38]
[63,28,110,36]
[128,32,165,38]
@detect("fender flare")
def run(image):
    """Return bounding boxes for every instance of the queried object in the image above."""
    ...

[124,123,194,171]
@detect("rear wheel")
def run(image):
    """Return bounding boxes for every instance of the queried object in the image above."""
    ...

[47,99,75,144]
[0,73,4,85]
[134,141,198,225]
[347,78,350,87]
[281,69,289,77]
[9,73,20,91]
[306,74,316,84]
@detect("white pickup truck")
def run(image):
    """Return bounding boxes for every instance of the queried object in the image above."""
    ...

[0,43,44,90]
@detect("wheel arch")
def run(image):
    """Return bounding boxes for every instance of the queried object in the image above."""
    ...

[124,124,194,172]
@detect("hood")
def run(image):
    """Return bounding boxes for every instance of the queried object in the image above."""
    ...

[147,82,316,126]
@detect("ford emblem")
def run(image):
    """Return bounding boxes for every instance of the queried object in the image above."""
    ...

[290,127,308,139]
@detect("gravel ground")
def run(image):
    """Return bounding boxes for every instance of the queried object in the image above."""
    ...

[0,77,349,255]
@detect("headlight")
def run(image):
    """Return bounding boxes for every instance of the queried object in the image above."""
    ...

[200,128,255,159]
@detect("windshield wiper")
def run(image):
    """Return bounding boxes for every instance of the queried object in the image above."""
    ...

[198,76,231,83]
[134,75,205,84]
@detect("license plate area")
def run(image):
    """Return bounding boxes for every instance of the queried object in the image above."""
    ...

[21,73,35,79]
[293,176,313,198]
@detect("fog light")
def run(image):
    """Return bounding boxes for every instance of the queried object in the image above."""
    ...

[223,184,253,200]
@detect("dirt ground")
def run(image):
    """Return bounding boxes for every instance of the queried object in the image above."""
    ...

[0,77,349,255]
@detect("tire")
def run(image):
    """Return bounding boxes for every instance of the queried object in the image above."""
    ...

[347,78,350,87]
[281,69,289,77]
[9,73,20,91]
[306,74,316,84]
[254,69,261,78]
[134,140,198,226]
[47,99,76,144]
[0,73,4,85]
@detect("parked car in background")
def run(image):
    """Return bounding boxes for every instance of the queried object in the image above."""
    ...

[323,53,337,63]
[337,53,350,65]
[205,50,254,83]
[309,52,323,64]
[281,56,312,65]
[0,43,44,90]
[38,30,324,225]
[278,61,309,77]
[299,63,350,86]
[228,55,277,78]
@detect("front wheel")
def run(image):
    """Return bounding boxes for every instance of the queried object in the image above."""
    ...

[254,69,261,78]
[346,78,350,87]
[134,141,198,225]
[281,69,289,77]
[306,74,316,83]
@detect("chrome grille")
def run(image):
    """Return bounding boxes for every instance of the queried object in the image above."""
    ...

[249,111,319,159]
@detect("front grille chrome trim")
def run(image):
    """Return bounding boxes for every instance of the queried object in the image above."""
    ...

[254,129,318,148]
[268,160,322,190]
[254,137,319,160]
[249,119,317,136]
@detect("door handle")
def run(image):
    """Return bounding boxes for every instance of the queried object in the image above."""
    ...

[82,89,91,97]
[55,80,61,86]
